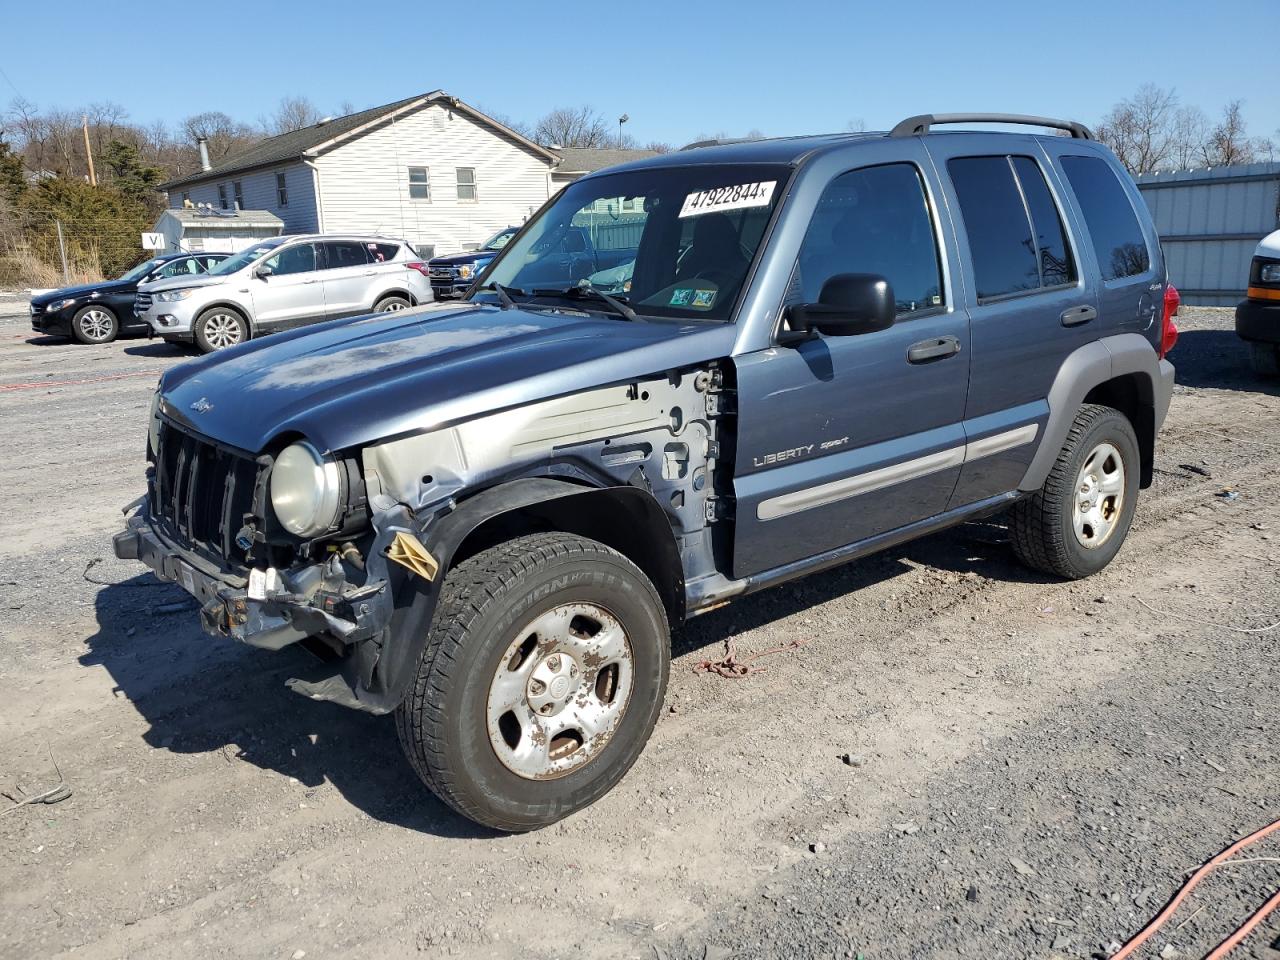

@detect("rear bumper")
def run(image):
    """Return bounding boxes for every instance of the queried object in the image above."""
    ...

[113,502,391,652]
[1236,299,1280,344]
[1155,358,1175,432]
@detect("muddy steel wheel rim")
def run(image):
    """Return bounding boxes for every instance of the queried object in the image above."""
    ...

[486,603,634,780]
[80,309,113,341]
[203,313,243,349]
[1073,441,1125,549]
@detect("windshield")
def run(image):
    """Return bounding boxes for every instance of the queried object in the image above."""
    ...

[118,259,165,282]
[478,164,791,322]
[208,238,288,276]
[483,228,516,251]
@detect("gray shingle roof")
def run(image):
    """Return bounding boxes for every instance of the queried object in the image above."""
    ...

[552,147,661,175]
[162,91,558,190]
[161,208,283,229]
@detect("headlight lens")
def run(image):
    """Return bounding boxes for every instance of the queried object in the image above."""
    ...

[457,264,474,279]
[270,442,343,538]
[156,288,195,302]
[48,298,77,311]
[1260,263,1280,283]
[148,391,162,456]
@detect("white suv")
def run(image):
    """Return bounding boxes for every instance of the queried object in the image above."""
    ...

[136,235,433,352]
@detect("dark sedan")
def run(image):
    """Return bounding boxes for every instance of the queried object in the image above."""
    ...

[29,252,229,344]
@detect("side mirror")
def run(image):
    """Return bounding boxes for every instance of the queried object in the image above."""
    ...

[254,265,273,280]
[783,273,896,343]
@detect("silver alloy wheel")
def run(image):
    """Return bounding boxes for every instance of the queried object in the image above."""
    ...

[1072,441,1125,549]
[202,312,244,350]
[486,603,634,780]
[380,299,408,312]
[79,308,114,341]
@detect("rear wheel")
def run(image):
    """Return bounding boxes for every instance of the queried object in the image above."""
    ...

[1010,404,1140,579]
[1250,342,1280,377]
[375,294,411,313]
[396,533,669,831]
[71,305,118,344]
[194,308,248,353]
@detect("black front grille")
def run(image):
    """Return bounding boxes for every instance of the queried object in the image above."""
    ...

[150,421,263,567]
[135,292,153,313]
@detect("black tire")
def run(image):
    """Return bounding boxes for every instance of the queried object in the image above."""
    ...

[1251,343,1280,377]
[396,533,670,832]
[375,294,411,313]
[70,304,119,344]
[193,307,249,354]
[1010,404,1140,580]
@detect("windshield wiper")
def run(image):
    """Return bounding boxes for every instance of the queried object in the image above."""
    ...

[533,286,643,322]
[479,281,521,310]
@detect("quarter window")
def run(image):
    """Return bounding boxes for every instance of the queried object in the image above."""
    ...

[456,167,477,201]
[367,242,400,262]
[793,163,943,316]
[276,171,289,208]
[947,155,1077,300]
[1059,155,1150,281]
[408,166,430,200]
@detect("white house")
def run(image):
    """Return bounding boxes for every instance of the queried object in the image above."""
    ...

[160,92,561,258]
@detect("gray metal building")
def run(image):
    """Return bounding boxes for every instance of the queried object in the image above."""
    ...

[1135,162,1280,306]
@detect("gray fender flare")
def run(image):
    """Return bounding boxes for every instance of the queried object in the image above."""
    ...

[1018,333,1173,492]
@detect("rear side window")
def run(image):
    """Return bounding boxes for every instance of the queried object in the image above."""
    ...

[794,162,943,316]
[321,240,370,269]
[1059,155,1150,280]
[948,156,1077,301]
[367,242,400,262]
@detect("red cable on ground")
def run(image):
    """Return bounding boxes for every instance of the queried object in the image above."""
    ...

[1112,816,1280,960]
[0,369,161,392]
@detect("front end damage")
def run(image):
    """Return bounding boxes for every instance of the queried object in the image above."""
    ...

[114,362,729,714]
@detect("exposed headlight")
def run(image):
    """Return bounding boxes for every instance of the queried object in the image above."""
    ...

[457,264,474,279]
[1260,263,1280,284]
[148,390,162,456]
[270,441,343,538]
[47,298,77,312]
[156,288,195,302]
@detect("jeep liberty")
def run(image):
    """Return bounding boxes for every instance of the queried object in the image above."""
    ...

[115,113,1178,831]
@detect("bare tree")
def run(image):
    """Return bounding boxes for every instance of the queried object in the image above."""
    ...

[264,96,322,136]
[642,141,673,154]
[532,106,613,148]
[182,111,260,163]
[846,118,867,133]
[1095,84,1179,174]
[1169,105,1208,169]
[1204,100,1254,166]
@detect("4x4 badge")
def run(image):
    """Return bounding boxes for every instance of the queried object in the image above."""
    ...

[190,397,214,413]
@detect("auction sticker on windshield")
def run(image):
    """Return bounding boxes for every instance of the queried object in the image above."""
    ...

[679,181,776,218]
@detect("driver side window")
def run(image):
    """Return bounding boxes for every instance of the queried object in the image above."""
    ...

[793,163,944,317]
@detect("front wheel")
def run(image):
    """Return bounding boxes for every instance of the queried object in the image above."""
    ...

[194,308,248,353]
[396,533,670,831]
[71,305,118,344]
[1010,404,1140,579]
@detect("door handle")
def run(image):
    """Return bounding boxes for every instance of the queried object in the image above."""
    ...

[907,335,961,364]
[1060,305,1097,326]
[302,278,320,284]
[364,270,376,276]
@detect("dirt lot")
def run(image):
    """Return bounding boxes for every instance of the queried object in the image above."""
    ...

[1,295,1277,960]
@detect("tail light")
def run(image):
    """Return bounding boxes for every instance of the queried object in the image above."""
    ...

[406,262,430,277]
[1159,283,1180,358]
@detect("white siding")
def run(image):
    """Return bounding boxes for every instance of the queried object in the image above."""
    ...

[314,102,553,256]
[168,162,318,234]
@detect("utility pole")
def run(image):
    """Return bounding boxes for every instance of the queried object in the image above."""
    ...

[81,115,96,186]
[55,219,70,284]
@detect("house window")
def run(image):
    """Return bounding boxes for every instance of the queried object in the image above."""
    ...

[233,181,244,210]
[408,166,430,200]
[276,171,288,208]
[217,184,228,209]
[456,167,477,201]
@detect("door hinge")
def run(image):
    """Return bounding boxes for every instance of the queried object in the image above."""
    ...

[705,391,736,417]
[704,495,734,523]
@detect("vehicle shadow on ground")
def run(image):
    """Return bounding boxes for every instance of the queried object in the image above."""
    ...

[1170,329,1280,394]
[123,342,193,359]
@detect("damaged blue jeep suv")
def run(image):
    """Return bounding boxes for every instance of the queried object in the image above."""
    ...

[115,113,1177,831]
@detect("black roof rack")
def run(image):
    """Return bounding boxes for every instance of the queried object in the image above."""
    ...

[890,113,1094,140]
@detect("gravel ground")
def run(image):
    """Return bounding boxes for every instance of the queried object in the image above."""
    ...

[0,294,1277,960]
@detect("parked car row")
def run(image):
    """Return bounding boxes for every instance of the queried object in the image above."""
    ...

[30,234,433,352]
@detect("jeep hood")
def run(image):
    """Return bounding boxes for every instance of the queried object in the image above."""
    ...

[159,302,736,453]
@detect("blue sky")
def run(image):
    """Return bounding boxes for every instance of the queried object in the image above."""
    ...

[3,0,1274,149]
